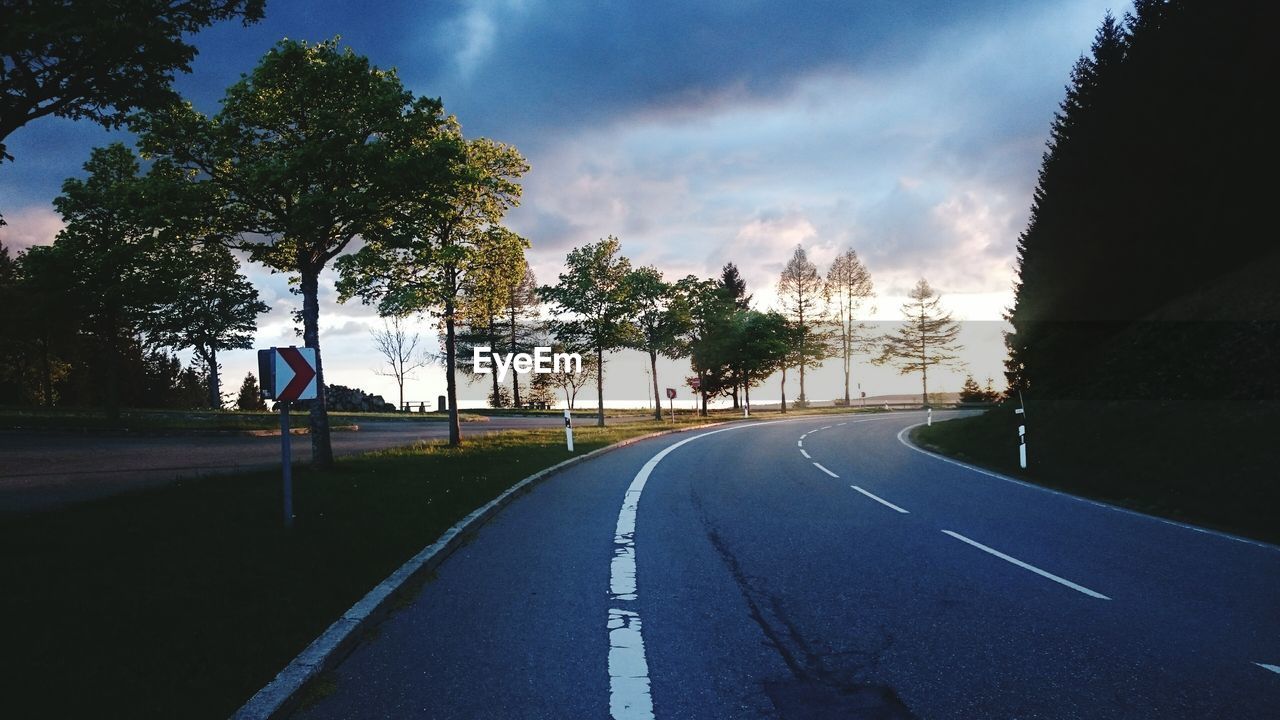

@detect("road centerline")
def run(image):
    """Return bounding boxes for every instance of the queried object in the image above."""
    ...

[812,462,839,478]
[850,485,910,513]
[1257,663,1280,675]
[799,449,811,459]
[941,530,1111,600]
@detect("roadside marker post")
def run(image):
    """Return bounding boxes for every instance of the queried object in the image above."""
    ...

[927,407,933,426]
[1015,390,1028,469]
[257,346,319,529]
[564,408,574,452]
[1018,422,1027,469]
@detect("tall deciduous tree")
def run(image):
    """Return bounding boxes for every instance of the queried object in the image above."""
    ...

[676,275,734,415]
[876,278,963,406]
[541,236,636,427]
[145,241,269,409]
[40,143,160,418]
[625,266,690,421]
[824,248,875,405]
[0,0,264,162]
[337,136,527,444]
[456,227,531,408]
[777,244,831,406]
[139,38,457,466]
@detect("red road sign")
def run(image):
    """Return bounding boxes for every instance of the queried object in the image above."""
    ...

[275,347,317,401]
[690,377,701,391]
[665,387,677,400]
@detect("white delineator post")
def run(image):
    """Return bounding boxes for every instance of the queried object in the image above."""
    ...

[1016,406,1027,469]
[564,408,574,452]
[927,407,933,426]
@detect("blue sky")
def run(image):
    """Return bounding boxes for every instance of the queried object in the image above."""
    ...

[0,0,1120,405]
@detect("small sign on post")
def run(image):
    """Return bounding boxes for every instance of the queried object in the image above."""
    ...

[564,408,574,452]
[257,346,318,529]
[665,388,676,423]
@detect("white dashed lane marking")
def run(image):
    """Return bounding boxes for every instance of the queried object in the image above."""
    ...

[941,530,1110,600]
[850,485,910,514]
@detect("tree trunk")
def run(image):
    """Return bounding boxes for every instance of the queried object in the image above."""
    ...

[780,366,788,413]
[206,346,220,410]
[922,364,929,407]
[510,306,521,408]
[301,267,334,467]
[595,346,605,427]
[445,299,461,445]
[490,335,501,408]
[101,315,120,422]
[731,384,739,409]
[38,336,54,408]
[744,379,751,411]
[843,351,851,405]
[397,379,404,413]
[649,350,662,421]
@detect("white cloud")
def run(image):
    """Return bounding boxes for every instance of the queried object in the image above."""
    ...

[0,205,63,251]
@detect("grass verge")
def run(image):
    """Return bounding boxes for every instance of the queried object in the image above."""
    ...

[912,403,1280,545]
[0,418,718,718]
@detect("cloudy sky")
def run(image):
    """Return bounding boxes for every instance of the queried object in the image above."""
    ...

[0,0,1119,406]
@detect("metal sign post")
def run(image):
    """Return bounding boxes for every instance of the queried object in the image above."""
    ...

[280,400,293,528]
[665,388,676,423]
[257,346,318,529]
[564,409,574,452]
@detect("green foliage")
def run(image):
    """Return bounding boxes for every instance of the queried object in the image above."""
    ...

[0,0,265,162]
[140,37,465,460]
[236,373,267,412]
[336,129,528,441]
[541,236,636,424]
[1005,1,1276,403]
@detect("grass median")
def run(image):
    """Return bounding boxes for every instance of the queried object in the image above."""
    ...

[912,403,1280,545]
[0,417,720,718]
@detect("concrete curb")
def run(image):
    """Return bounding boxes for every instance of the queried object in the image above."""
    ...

[230,421,732,720]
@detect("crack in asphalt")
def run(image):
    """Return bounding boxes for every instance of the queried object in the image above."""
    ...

[691,486,916,719]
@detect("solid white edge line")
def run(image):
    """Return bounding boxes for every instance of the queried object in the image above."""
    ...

[942,530,1110,600]
[799,449,811,459]
[896,424,1280,553]
[850,485,909,514]
[1257,663,1280,675]
[603,410,936,720]
[812,462,839,478]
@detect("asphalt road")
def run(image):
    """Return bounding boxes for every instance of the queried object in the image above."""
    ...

[293,410,1280,719]
[0,416,581,515]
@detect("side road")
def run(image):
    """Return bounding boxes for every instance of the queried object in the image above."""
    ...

[0,416,616,514]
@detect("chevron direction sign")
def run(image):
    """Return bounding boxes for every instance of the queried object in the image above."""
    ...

[257,346,318,402]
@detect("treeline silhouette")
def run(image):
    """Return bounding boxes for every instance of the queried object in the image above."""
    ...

[1000,0,1278,538]
[1007,0,1275,399]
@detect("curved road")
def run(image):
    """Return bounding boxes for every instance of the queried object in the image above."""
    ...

[294,411,1280,719]
[0,416,583,514]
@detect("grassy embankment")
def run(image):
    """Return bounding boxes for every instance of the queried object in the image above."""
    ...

[0,416,743,718]
[913,402,1280,545]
